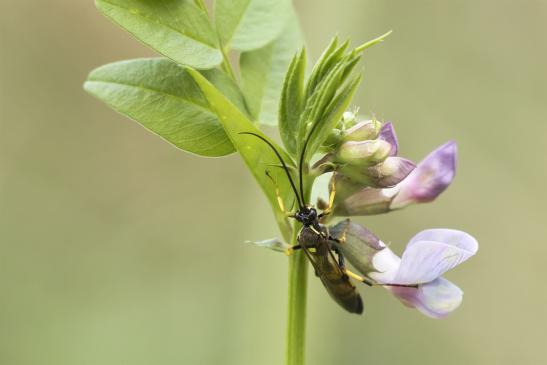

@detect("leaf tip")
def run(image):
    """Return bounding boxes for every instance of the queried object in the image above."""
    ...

[355,30,393,53]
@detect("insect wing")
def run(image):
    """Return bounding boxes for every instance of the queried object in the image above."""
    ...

[300,234,363,314]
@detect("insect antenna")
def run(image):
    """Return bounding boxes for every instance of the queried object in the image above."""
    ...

[238,132,304,210]
[298,119,323,205]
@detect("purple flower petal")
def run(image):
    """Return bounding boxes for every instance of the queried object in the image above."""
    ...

[378,122,398,156]
[350,224,475,318]
[391,141,457,209]
[394,229,478,284]
[390,277,463,319]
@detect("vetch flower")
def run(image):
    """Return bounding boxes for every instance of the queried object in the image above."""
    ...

[333,141,457,216]
[330,220,478,318]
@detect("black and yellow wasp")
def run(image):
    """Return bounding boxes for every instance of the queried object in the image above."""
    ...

[240,126,413,314]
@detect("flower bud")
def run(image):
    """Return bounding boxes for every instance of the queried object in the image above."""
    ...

[343,119,381,142]
[342,111,358,127]
[340,157,416,187]
[336,139,392,166]
[329,219,384,275]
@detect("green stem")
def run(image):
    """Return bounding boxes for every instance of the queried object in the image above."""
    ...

[201,0,237,83]
[286,223,308,365]
[220,46,237,81]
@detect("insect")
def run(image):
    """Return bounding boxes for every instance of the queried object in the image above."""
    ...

[240,124,415,314]
[239,126,365,313]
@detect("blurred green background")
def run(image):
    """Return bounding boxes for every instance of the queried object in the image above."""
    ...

[1,1,546,364]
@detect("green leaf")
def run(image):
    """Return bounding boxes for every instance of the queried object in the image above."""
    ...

[240,7,303,127]
[95,0,222,69]
[278,49,306,155]
[186,67,296,238]
[215,0,293,51]
[84,58,250,157]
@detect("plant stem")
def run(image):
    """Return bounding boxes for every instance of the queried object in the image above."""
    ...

[220,46,237,82]
[285,223,309,365]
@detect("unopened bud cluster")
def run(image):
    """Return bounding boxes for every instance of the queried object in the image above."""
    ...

[316,112,415,192]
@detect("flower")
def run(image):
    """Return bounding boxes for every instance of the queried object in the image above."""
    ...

[333,141,457,216]
[330,220,478,318]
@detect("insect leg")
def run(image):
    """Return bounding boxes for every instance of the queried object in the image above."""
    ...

[290,244,318,251]
[318,172,338,219]
[344,269,419,288]
[331,245,346,269]
[265,170,295,218]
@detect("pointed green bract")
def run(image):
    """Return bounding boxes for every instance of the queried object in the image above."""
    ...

[304,37,341,98]
[298,52,360,161]
[95,0,222,69]
[240,8,303,127]
[305,75,362,161]
[84,58,250,157]
[296,33,391,165]
[187,68,295,238]
[278,49,306,155]
[215,0,292,51]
